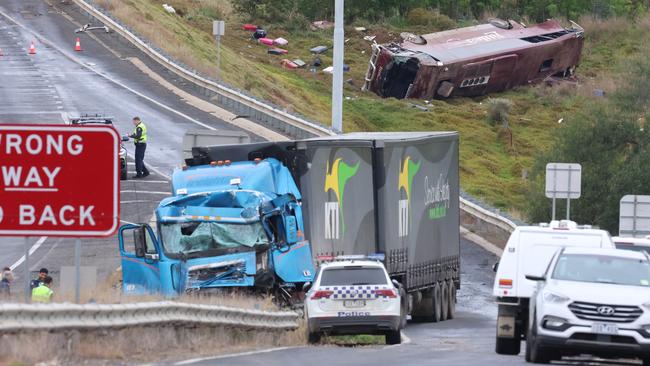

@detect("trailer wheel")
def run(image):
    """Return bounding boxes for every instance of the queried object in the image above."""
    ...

[432,283,442,323]
[447,281,456,320]
[399,287,408,328]
[440,281,449,321]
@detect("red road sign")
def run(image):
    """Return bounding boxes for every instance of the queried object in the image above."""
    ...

[0,124,120,237]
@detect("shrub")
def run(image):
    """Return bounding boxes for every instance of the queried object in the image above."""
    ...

[487,98,513,126]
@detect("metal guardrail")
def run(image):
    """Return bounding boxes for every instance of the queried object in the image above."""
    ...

[0,301,299,332]
[70,0,519,241]
[459,198,517,233]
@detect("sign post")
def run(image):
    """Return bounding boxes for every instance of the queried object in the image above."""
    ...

[212,20,225,80]
[545,163,581,220]
[0,124,120,302]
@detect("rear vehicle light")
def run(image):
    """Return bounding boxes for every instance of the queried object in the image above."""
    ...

[374,289,397,298]
[311,290,334,300]
[499,279,513,288]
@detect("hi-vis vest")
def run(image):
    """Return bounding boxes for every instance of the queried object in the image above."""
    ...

[133,122,147,143]
[32,285,53,303]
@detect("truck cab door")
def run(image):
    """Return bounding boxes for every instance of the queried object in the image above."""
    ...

[118,224,162,295]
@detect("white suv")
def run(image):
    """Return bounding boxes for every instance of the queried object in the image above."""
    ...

[526,247,650,364]
[304,258,403,345]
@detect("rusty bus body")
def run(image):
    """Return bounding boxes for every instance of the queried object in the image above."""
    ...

[363,19,584,99]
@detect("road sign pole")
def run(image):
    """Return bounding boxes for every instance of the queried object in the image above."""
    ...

[75,238,81,303]
[23,236,30,303]
[215,34,221,80]
[566,165,572,220]
[552,164,557,221]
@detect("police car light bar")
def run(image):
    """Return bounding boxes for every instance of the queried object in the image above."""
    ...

[316,253,385,262]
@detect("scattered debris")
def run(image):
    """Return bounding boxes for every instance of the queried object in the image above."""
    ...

[354,27,367,32]
[593,89,605,97]
[343,64,350,72]
[311,20,333,30]
[312,57,322,67]
[75,23,109,34]
[408,103,429,112]
[253,28,267,40]
[162,4,176,14]
[281,59,298,69]
[242,24,258,31]
[346,78,355,85]
[558,118,564,124]
[363,19,585,99]
[268,48,288,55]
[259,38,274,46]
[363,35,376,42]
[274,37,288,46]
[310,45,328,54]
[322,66,334,74]
[293,59,306,68]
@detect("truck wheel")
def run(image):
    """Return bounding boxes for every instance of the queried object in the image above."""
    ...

[447,281,456,320]
[642,357,650,366]
[440,281,449,321]
[385,330,401,345]
[432,283,442,323]
[495,305,521,355]
[307,331,321,344]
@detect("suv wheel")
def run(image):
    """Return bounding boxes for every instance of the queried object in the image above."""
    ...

[307,331,321,344]
[527,317,552,364]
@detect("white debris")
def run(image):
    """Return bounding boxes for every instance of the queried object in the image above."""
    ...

[162,4,176,14]
[322,66,334,74]
[558,118,564,124]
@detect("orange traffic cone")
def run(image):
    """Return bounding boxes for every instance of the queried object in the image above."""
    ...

[74,37,82,52]
[28,41,36,55]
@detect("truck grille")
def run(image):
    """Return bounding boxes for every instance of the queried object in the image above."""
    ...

[568,301,643,323]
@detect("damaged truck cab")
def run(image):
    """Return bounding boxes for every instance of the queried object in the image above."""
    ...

[118,158,315,302]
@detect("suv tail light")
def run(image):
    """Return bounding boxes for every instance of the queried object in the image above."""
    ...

[311,290,334,300]
[499,279,513,288]
[375,289,397,298]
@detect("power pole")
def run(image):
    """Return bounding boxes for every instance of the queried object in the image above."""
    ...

[331,0,344,133]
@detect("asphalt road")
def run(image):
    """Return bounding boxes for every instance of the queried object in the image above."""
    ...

[170,240,640,366]
[0,0,253,295]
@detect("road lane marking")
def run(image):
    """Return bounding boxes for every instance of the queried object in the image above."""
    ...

[174,346,300,365]
[9,236,47,272]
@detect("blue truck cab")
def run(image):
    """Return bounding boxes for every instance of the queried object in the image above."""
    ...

[118,158,315,303]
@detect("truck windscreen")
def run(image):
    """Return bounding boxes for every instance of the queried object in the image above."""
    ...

[160,221,269,255]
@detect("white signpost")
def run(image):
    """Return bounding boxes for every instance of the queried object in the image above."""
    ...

[545,163,581,220]
[619,195,650,237]
[213,20,225,80]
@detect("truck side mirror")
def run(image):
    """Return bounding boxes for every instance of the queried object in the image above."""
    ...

[122,135,130,142]
[303,282,312,292]
[492,262,499,272]
[134,226,147,258]
[285,215,298,244]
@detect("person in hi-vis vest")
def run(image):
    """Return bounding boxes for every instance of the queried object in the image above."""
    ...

[130,116,150,178]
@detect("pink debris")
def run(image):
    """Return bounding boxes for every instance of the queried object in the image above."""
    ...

[242,24,257,31]
[274,37,288,46]
[259,38,274,46]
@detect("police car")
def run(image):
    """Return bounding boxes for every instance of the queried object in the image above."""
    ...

[304,255,403,345]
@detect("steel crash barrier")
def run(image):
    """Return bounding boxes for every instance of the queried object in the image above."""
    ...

[0,302,300,332]
[70,0,519,245]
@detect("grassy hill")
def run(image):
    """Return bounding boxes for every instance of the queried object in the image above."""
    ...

[94,0,649,215]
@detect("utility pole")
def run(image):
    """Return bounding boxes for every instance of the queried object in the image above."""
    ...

[331,0,344,133]
[213,20,225,80]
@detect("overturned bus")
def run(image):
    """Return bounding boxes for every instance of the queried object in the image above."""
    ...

[362,19,584,99]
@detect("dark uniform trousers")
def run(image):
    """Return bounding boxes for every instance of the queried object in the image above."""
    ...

[135,143,149,176]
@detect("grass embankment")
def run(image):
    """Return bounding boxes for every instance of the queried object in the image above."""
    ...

[92,0,650,214]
